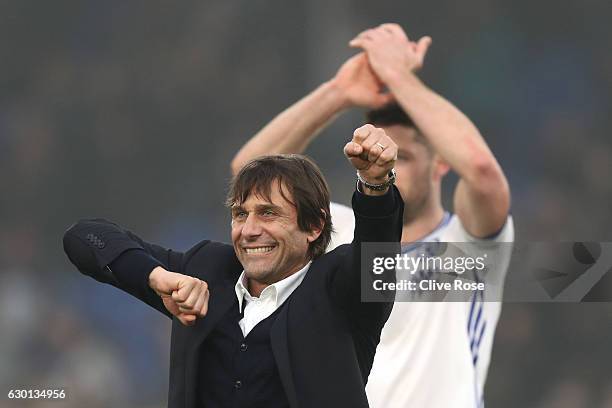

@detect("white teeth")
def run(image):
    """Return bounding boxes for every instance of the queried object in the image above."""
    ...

[245,246,274,254]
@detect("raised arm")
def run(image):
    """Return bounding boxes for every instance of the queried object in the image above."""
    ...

[230,53,393,175]
[351,24,510,237]
[330,125,403,335]
[63,219,209,325]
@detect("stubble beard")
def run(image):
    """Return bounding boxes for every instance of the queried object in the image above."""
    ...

[243,262,275,284]
[402,182,433,225]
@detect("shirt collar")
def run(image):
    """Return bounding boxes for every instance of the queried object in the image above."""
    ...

[234,261,312,312]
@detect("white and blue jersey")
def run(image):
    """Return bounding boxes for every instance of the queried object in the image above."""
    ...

[328,204,514,408]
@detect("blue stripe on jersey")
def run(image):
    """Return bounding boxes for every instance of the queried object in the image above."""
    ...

[471,299,483,341]
[468,271,487,407]
[466,262,490,407]
[467,291,477,331]
[472,321,487,365]
[469,292,486,365]
[468,289,484,339]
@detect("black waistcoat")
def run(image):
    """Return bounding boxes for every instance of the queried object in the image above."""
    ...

[197,298,290,408]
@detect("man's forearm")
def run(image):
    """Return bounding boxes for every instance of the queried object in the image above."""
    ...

[388,72,510,236]
[387,72,501,183]
[230,81,348,175]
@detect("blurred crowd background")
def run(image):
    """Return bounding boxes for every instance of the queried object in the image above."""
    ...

[1,0,612,407]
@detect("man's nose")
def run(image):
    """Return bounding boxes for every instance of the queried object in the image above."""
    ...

[241,214,263,238]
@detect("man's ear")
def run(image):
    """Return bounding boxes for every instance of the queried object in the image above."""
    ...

[433,155,450,181]
[307,228,323,243]
[306,210,326,243]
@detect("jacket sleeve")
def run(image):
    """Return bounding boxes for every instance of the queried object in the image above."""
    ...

[62,218,199,317]
[329,185,403,334]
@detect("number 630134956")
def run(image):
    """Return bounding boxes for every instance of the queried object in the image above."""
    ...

[7,389,66,399]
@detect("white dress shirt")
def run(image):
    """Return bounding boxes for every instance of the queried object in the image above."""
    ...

[234,262,311,337]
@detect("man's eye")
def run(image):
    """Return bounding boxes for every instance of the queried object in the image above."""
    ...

[262,209,276,216]
[234,211,247,219]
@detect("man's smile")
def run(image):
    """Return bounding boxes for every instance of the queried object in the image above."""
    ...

[242,245,277,255]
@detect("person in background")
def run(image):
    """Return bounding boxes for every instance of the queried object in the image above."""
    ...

[231,23,514,408]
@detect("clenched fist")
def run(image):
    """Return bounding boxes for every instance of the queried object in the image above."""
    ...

[344,124,397,194]
[149,266,209,326]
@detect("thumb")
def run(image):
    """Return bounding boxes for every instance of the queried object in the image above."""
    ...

[162,295,181,316]
[416,36,432,60]
[178,314,197,327]
[150,267,179,295]
[344,142,370,170]
[344,141,363,158]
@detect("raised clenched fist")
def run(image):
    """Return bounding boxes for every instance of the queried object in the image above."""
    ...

[344,124,397,192]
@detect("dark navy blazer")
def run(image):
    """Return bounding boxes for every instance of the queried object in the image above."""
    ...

[63,186,403,408]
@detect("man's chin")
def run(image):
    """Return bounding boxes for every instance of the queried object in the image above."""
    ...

[243,264,274,281]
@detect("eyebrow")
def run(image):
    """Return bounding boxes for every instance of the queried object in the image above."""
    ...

[256,204,284,214]
[231,203,284,214]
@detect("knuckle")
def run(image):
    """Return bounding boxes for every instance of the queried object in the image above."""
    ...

[380,150,392,161]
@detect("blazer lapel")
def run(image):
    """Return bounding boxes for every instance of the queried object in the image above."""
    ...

[191,280,237,343]
[271,302,300,408]
[184,280,237,407]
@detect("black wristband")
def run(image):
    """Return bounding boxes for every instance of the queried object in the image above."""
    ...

[356,169,396,191]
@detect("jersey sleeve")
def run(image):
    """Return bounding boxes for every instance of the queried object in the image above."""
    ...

[326,201,356,252]
[446,215,515,245]
[444,215,515,289]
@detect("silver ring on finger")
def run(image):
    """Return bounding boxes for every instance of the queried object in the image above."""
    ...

[375,142,387,151]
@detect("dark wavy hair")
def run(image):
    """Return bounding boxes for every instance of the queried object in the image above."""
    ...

[226,154,333,259]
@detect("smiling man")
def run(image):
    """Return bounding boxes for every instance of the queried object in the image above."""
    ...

[62,125,403,408]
